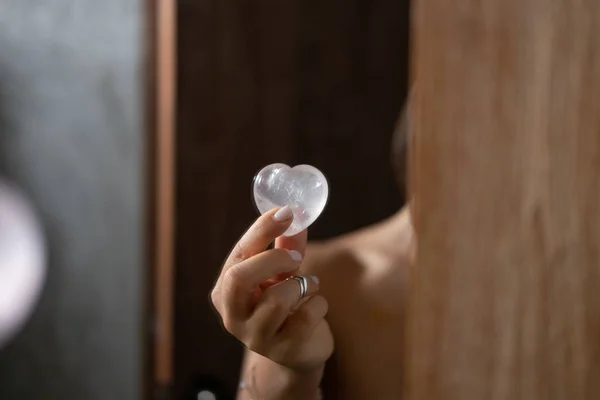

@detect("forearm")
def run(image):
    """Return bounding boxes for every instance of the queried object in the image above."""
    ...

[237,350,323,400]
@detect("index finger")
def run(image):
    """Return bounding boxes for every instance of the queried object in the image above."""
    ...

[222,206,294,273]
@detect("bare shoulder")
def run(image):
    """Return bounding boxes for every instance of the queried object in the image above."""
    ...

[299,210,413,317]
[301,234,367,294]
[300,231,400,309]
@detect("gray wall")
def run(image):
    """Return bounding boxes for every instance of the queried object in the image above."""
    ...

[0,2,147,399]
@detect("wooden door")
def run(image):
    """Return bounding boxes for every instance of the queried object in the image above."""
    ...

[407,1,600,399]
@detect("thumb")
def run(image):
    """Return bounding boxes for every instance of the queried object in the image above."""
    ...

[274,228,307,256]
[260,229,307,286]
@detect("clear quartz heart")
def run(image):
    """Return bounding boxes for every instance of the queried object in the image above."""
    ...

[253,163,328,237]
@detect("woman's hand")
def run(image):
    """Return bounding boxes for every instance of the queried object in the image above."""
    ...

[211,206,334,373]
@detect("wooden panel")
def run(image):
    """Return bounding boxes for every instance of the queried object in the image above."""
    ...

[407,1,600,399]
[153,0,177,391]
[176,0,409,397]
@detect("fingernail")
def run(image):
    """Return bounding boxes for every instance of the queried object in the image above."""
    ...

[273,206,293,222]
[309,275,319,285]
[287,250,303,262]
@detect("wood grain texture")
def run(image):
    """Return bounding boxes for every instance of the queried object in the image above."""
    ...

[154,0,177,388]
[407,1,600,399]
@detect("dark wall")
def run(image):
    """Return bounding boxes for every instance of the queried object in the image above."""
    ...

[0,2,147,399]
[176,0,410,397]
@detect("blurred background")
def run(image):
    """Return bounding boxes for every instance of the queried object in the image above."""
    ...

[0,0,409,399]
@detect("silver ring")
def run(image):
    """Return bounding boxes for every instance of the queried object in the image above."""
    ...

[287,275,309,300]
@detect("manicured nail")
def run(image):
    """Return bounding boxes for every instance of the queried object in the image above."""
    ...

[309,275,319,285]
[287,250,303,262]
[273,206,293,222]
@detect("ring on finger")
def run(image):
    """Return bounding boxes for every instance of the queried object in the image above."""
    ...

[286,275,309,300]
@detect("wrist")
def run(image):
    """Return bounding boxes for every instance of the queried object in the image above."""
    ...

[264,362,323,400]
[280,363,324,390]
[240,354,325,400]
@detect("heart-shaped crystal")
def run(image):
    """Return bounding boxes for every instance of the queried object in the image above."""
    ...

[253,163,328,237]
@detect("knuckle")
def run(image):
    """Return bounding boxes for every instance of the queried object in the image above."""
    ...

[256,214,276,233]
[230,241,250,264]
[221,315,238,335]
[222,266,244,293]
[209,287,220,308]
[254,216,286,243]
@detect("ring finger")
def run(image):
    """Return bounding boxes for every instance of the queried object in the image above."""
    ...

[249,274,320,340]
